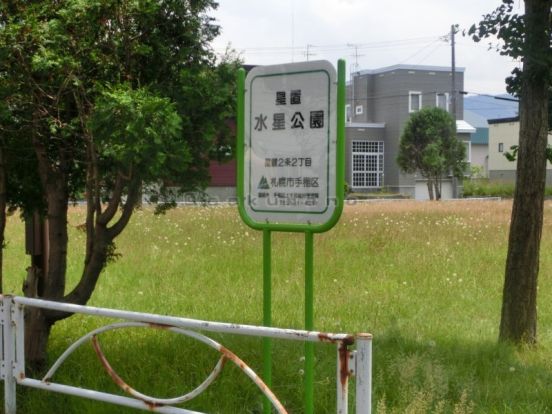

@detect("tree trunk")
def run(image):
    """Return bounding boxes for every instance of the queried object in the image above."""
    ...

[26,127,70,367]
[25,127,140,367]
[426,179,434,200]
[43,181,68,299]
[24,307,53,372]
[499,0,551,344]
[24,183,69,368]
[433,178,442,201]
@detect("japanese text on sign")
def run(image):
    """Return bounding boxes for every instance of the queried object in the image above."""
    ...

[243,60,338,226]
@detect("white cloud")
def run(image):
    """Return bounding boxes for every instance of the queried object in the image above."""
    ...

[212,0,521,94]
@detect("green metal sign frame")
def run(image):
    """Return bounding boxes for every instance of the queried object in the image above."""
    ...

[237,60,345,233]
[237,60,346,414]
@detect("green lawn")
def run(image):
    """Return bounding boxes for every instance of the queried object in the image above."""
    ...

[4,200,552,413]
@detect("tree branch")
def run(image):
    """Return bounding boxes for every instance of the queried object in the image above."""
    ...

[107,180,140,239]
[97,174,125,225]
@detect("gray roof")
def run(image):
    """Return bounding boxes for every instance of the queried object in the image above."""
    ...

[355,64,465,76]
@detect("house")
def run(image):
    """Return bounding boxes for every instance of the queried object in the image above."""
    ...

[488,117,552,181]
[464,110,489,176]
[464,94,519,178]
[346,64,474,199]
[204,63,476,201]
[207,159,237,201]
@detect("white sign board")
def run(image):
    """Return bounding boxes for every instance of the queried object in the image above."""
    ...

[243,60,338,226]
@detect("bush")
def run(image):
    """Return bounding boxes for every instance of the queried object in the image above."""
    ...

[464,179,552,197]
[463,179,514,197]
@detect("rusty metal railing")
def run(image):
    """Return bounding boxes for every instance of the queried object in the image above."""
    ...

[0,295,372,413]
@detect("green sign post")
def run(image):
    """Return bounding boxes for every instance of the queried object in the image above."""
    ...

[237,59,345,414]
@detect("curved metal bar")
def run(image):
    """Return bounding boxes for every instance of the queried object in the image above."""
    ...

[167,327,288,414]
[216,343,288,414]
[43,322,146,381]
[43,322,225,405]
[41,321,288,413]
[92,336,226,405]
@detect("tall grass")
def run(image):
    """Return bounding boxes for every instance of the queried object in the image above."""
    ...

[4,200,552,413]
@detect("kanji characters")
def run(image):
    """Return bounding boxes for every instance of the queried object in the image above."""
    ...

[275,91,286,105]
[291,111,305,129]
[290,89,301,104]
[254,113,268,131]
[310,110,324,128]
[272,113,285,130]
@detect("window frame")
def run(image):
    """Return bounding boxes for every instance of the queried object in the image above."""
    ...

[435,92,449,111]
[409,91,422,113]
[463,141,471,163]
[351,140,384,189]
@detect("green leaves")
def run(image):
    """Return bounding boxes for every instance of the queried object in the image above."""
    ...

[504,144,552,163]
[0,0,240,209]
[90,85,187,182]
[398,107,466,181]
[504,145,519,162]
[467,0,552,95]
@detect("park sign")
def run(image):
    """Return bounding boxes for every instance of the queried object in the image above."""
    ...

[237,60,345,232]
[236,60,346,413]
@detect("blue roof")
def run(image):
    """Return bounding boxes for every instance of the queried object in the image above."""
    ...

[464,95,518,120]
[470,128,488,145]
[464,110,488,144]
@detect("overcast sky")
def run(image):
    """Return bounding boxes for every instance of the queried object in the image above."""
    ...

[211,0,523,95]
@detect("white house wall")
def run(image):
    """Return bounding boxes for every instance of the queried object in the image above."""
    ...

[470,144,488,176]
[488,120,552,181]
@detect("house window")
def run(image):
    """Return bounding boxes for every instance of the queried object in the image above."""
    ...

[463,141,471,163]
[345,104,351,123]
[355,105,363,115]
[498,142,504,152]
[352,141,384,188]
[436,93,449,111]
[409,91,422,113]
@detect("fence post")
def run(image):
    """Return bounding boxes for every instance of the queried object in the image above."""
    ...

[336,342,349,414]
[355,334,372,414]
[2,296,17,414]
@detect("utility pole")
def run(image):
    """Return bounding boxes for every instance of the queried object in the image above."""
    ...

[450,24,457,119]
[305,44,316,61]
[450,24,458,198]
[347,43,363,73]
[347,43,364,121]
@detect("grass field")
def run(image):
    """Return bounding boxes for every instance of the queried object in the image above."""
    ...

[4,200,552,413]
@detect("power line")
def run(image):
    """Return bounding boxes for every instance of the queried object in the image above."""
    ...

[400,37,443,64]
[303,44,316,61]
[347,43,365,73]
[216,34,449,56]
[414,42,446,65]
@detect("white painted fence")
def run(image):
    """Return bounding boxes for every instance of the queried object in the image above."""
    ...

[0,295,372,413]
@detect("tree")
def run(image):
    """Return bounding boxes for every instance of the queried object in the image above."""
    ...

[0,10,44,294]
[397,107,466,200]
[470,0,551,345]
[0,0,239,367]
